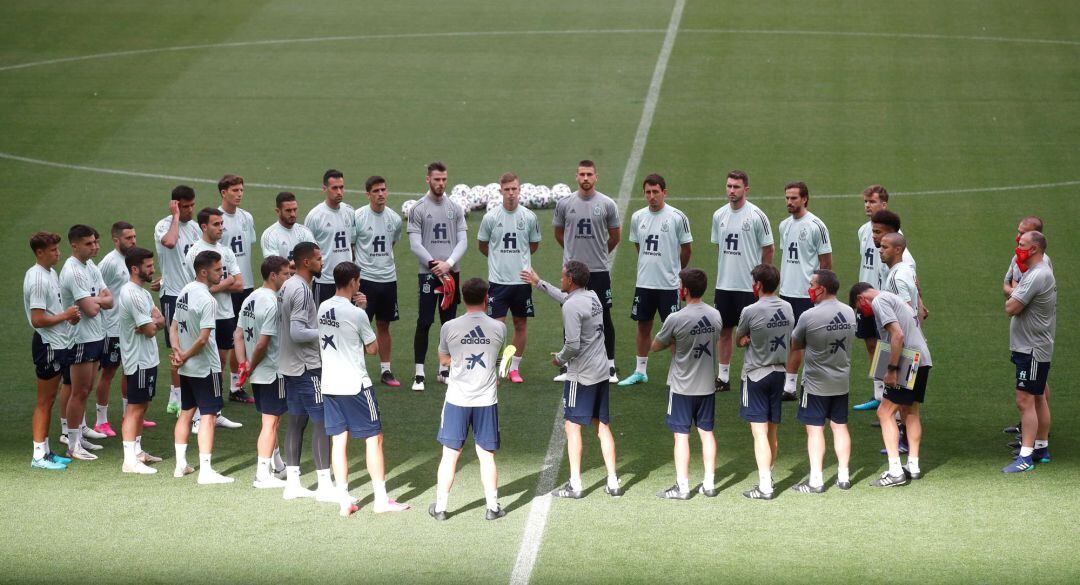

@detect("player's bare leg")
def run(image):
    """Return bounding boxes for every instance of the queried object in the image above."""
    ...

[173,407,196,477]
[716,327,734,391]
[619,321,653,386]
[330,431,358,515]
[475,445,500,516]
[65,362,97,458]
[698,428,717,493]
[433,445,462,515]
[595,420,620,494]
[672,432,690,493]
[831,421,851,487]
[95,364,118,434]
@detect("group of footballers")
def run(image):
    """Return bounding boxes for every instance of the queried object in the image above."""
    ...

[22,160,1057,518]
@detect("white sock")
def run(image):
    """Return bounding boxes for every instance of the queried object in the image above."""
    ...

[380,362,391,374]
[60,418,69,434]
[1019,446,1034,457]
[415,364,425,376]
[123,441,136,465]
[170,386,180,402]
[68,428,81,451]
[175,443,188,468]
[256,457,272,480]
[372,480,388,505]
[906,457,920,473]
[510,356,522,371]
[676,476,689,493]
[335,474,349,494]
[230,373,240,391]
[873,380,884,401]
[135,435,142,454]
[1034,440,1048,449]
[199,452,213,473]
[607,473,620,490]
[607,359,615,369]
[837,467,850,483]
[888,456,903,476]
[485,489,499,511]
[316,469,333,491]
[435,489,449,513]
[718,363,730,383]
[702,472,715,491]
[809,468,824,488]
[122,397,128,413]
[785,373,798,390]
[635,356,648,375]
[95,403,108,426]
[759,469,773,493]
[33,441,47,460]
[569,475,583,492]
[286,466,302,486]
[272,448,284,469]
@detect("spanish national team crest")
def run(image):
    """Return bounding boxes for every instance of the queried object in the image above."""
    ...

[661,220,669,232]
[741,218,752,232]
[516,217,526,230]
[447,207,456,220]
[593,205,602,216]
[799,227,808,241]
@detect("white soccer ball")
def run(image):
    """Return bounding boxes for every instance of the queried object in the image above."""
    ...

[486,199,500,212]
[534,185,553,209]
[519,183,538,209]
[451,184,470,200]
[449,193,470,218]
[468,185,487,210]
[485,183,501,204]
[401,199,417,218]
[552,183,572,200]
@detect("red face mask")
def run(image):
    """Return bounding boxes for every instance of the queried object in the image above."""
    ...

[1015,234,1021,244]
[1015,246,1031,273]
[807,286,820,304]
[679,287,688,302]
[858,298,874,317]
[752,282,761,299]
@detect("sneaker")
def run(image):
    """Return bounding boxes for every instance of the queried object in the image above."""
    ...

[656,484,691,500]
[553,366,568,383]
[837,480,852,490]
[485,506,507,521]
[870,471,910,487]
[46,452,72,465]
[1002,423,1021,434]
[508,370,524,384]
[216,414,243,429]
[82,425,108,440]
[1002,455,1035,473]
[381,370,401,388]
[374,499,411,514]
[59,434,69,446]
[608,367,619,384]
[1032,447,1051,463]
[282,484,317,500]
[197,470,235,485]
[253,475,287,489]
[229,389,255,404]
[272,466,287,481]
[697,485,719,498]
[781,390,797,402]
[80,438,103,451]
[790,480,825,494]
[437,370,449,384]
[604,484,624,498]
[174,464,195,478]
[94,422,117,437]
[902,465,923,480]
[142,419,157,428]
[853,399,881,411]
[32,457,67,470]
[137,451,163,464]
[617,372,648,386]
[428,503,448,521]
[67,446,98,461]
[122,461,158,475]
[742,485,775,500]
[166,401,180,415]
[551,482,585,499]
[715,378,731,393]
[412,375,425,392]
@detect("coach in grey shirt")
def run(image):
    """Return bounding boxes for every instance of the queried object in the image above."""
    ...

[1004,230,1056,472]
[523,261,621,499]
[787,270,855,493]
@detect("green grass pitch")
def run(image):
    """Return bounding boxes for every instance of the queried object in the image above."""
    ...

[0,1,1077,583]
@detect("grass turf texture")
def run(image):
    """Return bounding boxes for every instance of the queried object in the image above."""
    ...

[0,1,1077,583]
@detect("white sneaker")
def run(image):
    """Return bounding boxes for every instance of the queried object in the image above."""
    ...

[67,446,98,461]
[137,451,163,464]
[253,475,287,489]
[174,464,195,478]
[59,434,69,446]
[282,483,317,500]
[122,461,158,475]
[81,425,108,440]
[553,372,568,382]
[81,439,103,451]
[197,469,235,485]
[436,371,448,384]
[411,376,425,391]
[216,414,242,429]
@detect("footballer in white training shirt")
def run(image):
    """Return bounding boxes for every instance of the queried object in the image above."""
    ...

[304,169,356,306]
[261,191,316,264]
[154,186,201,413]
[94,221,140,436]
[217,174,259,401]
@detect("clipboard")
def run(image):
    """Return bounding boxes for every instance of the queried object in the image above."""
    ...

[869,343,922,390]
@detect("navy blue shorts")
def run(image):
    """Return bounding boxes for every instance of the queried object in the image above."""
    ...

[284,368,324,422]
[739,371,785,424]
[631,287,679,322]
[883,365,931,405]
[361,280,400,322]
[563,379,610,425]
[314,282,337,307]
[324,388,382,439]
[586,271,613,308]
[438,402,500,451]
[101,336,122,368]
[1012,352,1050,395]
[160,294,177,348]
[231,289,254,320]
[180,372,224,415]
[68,338,106,365]
[125,366,158,404]
[797,392,849,426]
[714,289,756,331]
[666,391,715,433]
[253,377,287,416]
[855,311,878,339]
[487,283,535,319]
[31,333,67,381]
[215,317,237,350]
[779,295,814,324]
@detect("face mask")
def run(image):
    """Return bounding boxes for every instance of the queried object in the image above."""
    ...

[752,282,761,299]
[807,286,820,304]
[1015,234,1021,244]
[1015,246,1031,273]
[679,287,688,302]
[858,299,874,317]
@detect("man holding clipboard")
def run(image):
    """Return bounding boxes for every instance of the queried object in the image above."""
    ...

[850,283,933,487]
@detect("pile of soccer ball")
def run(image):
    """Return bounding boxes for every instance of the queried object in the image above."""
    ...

[401,183,573,218]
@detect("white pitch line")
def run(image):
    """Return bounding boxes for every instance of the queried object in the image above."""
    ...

[507,2,685,585]
[681,28,1080,47]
